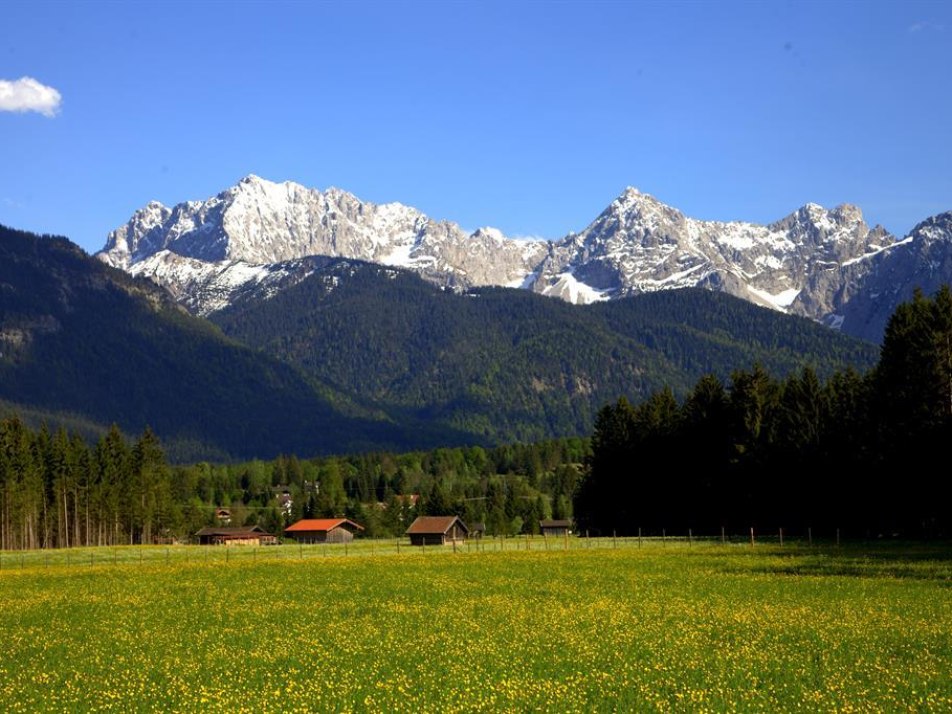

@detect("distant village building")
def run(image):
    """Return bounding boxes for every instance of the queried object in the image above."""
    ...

[195,526,277,546]
[214,508,232,525]
[284,518,364,544]
[276,489,293,518]
[469,522,486,540]
[406,516,468,546]
[539,519,573,537]
[395,494,420,509]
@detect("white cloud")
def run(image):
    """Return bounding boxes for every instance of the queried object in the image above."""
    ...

[908,21,945,33]
[0,77,62,117]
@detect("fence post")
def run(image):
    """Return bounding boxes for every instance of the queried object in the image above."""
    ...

[688,528,693,546]
[721,526,726,544]
[779,528,784,547]
[638,527,642,548]
[749,527,755,547]
[808,527,813,547]
[662,529,666,546]
[613,530,617,549]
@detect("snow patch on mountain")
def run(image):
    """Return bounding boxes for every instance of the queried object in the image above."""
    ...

[539,271,612,304]
[98,176,948,336]
[748,286,802,311]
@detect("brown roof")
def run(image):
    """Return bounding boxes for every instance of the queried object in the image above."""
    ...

[285,518,364,533]
[405,515,468,535]
[195,526,270,537]
[539,519,573,528]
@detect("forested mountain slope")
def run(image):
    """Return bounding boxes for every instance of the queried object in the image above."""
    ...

[0,225,445,461]
[212,260,878,442]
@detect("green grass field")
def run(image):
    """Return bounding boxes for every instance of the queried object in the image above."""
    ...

[0,540,949,712]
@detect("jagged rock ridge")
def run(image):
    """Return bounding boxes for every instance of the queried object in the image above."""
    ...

[98,175,952,340]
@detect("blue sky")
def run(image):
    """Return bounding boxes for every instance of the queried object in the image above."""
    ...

[1,0,950,254]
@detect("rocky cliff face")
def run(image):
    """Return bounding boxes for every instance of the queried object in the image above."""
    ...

[99,175,548,314]
[532,189,896,316]
[835,212,952,341]
[98,175,949,340]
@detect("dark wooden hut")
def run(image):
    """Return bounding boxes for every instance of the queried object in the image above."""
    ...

[405,516,468,546]
[539,519,573,537]
[195,525,277,546]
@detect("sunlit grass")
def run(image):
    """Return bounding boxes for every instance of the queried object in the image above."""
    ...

[0,540,949,711]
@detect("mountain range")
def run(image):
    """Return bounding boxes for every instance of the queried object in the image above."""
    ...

[1,224,876,460]
[98,175,952,342]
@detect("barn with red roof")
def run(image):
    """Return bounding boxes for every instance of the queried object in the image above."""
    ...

[284,518,364,544]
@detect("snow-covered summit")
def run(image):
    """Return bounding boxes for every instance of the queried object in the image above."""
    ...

[99,176,548,314]
[98,176,943,335]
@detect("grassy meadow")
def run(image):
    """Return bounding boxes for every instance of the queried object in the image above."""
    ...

[0,539,949,712]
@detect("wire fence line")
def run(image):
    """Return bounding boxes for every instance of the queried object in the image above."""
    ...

[0,528,848,574]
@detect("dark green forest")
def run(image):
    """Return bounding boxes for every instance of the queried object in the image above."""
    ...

[3,286,952,549]
[0,417,587,549]
[0,225,460,461]
[576,287,952,538]
[0,225,876,460]
[211,259,877,442]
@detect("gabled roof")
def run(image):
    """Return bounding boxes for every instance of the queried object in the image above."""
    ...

[285,518,364,533]
[539,519,573,528]
[195,526,268,537]
[405,515,468,535]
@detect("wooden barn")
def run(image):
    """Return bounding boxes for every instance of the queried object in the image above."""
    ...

[539,519,573,537]
[284,518,364,544]
[406,515,468,546]
[195,525,277,546]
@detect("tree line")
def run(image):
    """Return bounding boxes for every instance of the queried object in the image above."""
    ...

[5,286,947,550]
[574,287,952,538]
[0,423,174,550]
[0,418,588,549]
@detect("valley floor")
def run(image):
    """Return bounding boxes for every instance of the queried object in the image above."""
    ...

[0,540,949,712]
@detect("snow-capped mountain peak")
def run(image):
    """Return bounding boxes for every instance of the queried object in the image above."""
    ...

[97,176,950,341]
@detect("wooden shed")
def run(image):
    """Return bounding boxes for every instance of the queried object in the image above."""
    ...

[406,515,469,546]
[284,518,364,544]
[195,525,277,546]
[539,519,573,537]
